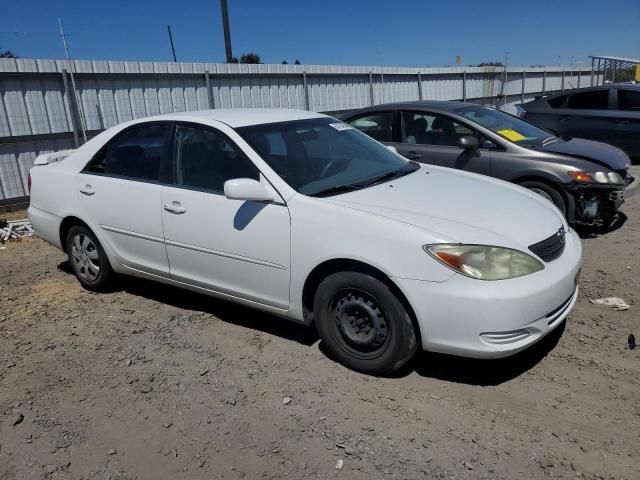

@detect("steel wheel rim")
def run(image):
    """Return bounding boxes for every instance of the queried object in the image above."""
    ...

[70,233,100,282]
[529,187,554,204]
[331,289,391,359]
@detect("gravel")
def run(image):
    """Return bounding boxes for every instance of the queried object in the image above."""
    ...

[0,167,639,479]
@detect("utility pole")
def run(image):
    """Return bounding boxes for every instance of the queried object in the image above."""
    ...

[220,0,233,63]
[58,19,87,143]
[167,25,177,62]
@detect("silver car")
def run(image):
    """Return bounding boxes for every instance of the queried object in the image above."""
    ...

[342,101,637,226]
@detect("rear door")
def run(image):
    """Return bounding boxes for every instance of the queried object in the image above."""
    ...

[549,88,612,142]
[75,122,171,276]
[395,110,491,175]
[612,88,640,157]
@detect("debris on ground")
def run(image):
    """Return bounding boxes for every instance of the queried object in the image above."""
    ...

[0,218,34,243]
[629,334,636,350]
[589,297,630,311]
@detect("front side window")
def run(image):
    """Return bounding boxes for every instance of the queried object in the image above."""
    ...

[173,125,259,193]
[401,111,474,146]
[617,89,640,111]
[566,89,609,110]
[455,105,555,146]
[347,112,393,142]
[237,118,417,197]
[85,123,169,181]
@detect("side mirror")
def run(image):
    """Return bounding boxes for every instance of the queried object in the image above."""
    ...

[457,135,480,150]
[224,178,275,202]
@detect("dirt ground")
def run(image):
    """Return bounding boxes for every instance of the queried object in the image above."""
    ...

[1,170,639,480]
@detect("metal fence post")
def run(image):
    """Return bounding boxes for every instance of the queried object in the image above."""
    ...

[561,71,565,91]
[462,71,467,102]
[61,69,81,148]
[205,70,214,109]
[542,71,546,95]
[417,72,423,100]
[368,71,374,106]
[577,71,581,88]
[302,71,310,110]
[521,70,526,104]
[590,58,595,87]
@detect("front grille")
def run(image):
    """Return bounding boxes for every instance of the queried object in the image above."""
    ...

[528,228,566,262]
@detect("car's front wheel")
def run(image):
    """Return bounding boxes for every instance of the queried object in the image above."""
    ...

[66,225,113,291]
[313,272,418,375]
[518,180,567,216]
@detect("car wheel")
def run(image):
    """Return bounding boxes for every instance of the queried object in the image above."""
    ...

[313,272,418,375]
[66,225,113,291]
[518,180,566,216]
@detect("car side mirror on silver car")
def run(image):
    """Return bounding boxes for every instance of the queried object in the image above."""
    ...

[457,135,480,150]
[224,178,275,202]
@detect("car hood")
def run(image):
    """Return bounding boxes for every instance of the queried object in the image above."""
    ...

[325,166,566,249]
[541,138,630,171]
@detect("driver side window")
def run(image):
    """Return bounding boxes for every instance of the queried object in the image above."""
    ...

[401,111,474,147]
[173,125,259,194]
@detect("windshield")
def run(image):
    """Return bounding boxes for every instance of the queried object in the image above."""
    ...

[454,105,556,146]
[237,118,418,196]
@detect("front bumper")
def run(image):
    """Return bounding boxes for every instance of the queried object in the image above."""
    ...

[393,229,582,358]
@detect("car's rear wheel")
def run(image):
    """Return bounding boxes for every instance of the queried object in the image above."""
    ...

[518,180,567,216]
[313,272,418,375]
[66,225,113,291]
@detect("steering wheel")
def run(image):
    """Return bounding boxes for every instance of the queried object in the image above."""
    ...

[320,156,350,179]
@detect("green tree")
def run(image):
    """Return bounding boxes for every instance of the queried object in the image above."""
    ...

[239,53,261,64]
[294,59,301,65]
[476,62,504,67]
[0,49,17,58]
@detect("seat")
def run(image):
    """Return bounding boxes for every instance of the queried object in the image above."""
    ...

[431,117,458,146]
[406,117,427,144]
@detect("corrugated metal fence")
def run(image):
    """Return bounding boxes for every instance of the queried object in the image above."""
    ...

[0,58,598,201]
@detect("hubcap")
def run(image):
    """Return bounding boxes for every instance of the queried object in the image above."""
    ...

[333,291,389,354]
[70,233,100,282]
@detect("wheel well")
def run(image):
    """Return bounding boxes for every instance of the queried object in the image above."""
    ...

[301,259,421,337]
[513,175,568,203]
[59,216,90,253]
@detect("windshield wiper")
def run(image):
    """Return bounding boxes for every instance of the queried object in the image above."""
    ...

[354,161,420,188]
[309,184,363,198]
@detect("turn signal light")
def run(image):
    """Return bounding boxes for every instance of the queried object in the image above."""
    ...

[568,171,594,183]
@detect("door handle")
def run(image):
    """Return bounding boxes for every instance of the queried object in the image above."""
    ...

[405,151,422,160]
[79,185,95,196]
[163,202,186,214]
[559,116,571,123]
[615,120,630,126]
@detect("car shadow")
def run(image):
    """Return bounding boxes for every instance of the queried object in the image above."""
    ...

[574,212,627,239]
[393,321,566,386]
[57,261,318,347]
[57,261,565,384]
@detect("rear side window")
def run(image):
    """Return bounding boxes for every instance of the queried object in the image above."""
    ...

[566,90,609,110]
[617,89,640,111]
[85,124,169,181]
[172,125,259,194]
[547,95,568,108]
[347,112,393,142]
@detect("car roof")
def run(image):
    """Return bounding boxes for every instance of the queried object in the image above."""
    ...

[522,83,640,105]
[346,100,473,114]
[130,108,328,128]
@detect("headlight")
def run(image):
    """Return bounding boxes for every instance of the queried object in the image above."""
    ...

[569,170,623,184]
[424,244,544,280]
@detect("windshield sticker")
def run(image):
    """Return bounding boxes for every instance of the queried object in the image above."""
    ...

[329,122,353,131]
[497,129,526,142]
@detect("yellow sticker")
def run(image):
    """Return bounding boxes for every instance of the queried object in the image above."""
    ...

[497,129,526,141]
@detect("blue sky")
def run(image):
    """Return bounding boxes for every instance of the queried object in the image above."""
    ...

[2,0,638,67]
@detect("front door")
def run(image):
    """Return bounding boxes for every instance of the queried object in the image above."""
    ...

[161,123,291,310]
[75,122,172,276]
[395,110,491,175]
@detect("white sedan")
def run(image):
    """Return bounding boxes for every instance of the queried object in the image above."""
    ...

[28,109,582,374]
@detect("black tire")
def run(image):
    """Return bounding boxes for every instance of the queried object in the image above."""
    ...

[518,180,567,216]
[313,272,418,375]
[66,225,114,291]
